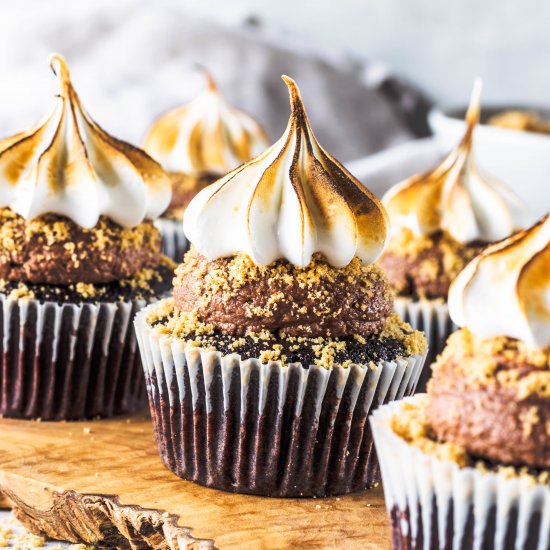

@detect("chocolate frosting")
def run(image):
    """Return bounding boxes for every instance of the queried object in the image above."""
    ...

[0,208,162,285]
[167,171,219,212]
[173,249,393,337]
[378,230,483,299]
[427,348,549,469]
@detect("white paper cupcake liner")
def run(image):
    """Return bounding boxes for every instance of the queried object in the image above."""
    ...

[154,217,188,262]
[0,294,149,420]
[394,297,454,390]
[370,396,550,550]
[134,306,427,497]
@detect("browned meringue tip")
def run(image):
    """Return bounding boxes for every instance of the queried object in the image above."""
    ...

[281,75,308,122]
[462,77,483,142]
[48,53,71,85]
[281,74,298,89]
[194,63,218,92]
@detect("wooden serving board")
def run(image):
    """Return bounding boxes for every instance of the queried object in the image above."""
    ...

[0,412,390,549]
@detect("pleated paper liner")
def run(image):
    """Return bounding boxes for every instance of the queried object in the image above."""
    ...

[0,294,148,420]
[370,397,550,550]
[154,218,189,262]
[394,297,455,391]
[135,308,427,497]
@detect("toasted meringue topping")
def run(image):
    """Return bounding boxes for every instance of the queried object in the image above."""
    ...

[143,70,269,176]
[0,54,171,229]
[183,76,389,268]
[383,79,529,244]
[449,213,550,348]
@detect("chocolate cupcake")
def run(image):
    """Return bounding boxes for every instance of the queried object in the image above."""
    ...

[135,76,427,497]
[379,80,530,387]
[143,71,269,261]
[371,214,550,549]
[0,54,173,420]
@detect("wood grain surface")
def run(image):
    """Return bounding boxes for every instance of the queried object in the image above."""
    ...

[0,412,391,549]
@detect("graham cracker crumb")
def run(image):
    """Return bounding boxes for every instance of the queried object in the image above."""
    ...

[433,328,550,398]
[146,299,425,369]
[390,396,469,468]
[0,525,13,547]
[10,530,46,549]
[519,406,540,438]
[379,313,425,356]
[75,282,96,299]
[6,283,35,301]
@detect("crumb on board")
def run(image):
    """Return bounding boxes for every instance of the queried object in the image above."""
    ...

[0,516,95,549]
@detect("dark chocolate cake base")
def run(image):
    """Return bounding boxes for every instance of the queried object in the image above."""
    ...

[0,268,172,420]
[136,310,426,497]
[149,364,384,497]
[389,502,545,550]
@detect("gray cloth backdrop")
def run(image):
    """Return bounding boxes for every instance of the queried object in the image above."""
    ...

[0,0,429,163]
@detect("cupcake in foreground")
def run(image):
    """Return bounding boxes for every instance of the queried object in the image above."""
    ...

[0,54,173,420]
[379,80,530,386]
[371,214,550,549]
[143,70,269,261]
[135,76,427,497]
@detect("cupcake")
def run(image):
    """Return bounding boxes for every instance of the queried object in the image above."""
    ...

[143,71,269,261]
[489,110,550,134]
[0,54,173,420]
[135,76,427,497]
[379,80,529,386]
[371,214,550,549]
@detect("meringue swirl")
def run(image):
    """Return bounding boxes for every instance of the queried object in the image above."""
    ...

[0,54,171,229]
[184,76,389,268]
[383,79,529,244]
[144,70,269,175]
[449,213,550,348]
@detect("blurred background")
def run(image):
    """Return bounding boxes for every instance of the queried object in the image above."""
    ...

[2,0,548,159]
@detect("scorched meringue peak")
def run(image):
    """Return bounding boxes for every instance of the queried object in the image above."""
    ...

[183,76,389,268]
[383,79,529,244]
[0,54,171,229]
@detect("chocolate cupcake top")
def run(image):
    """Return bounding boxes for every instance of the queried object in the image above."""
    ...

[147,77,425,369]
[184,76,389,268]
[0,54,171,229]
[383,80,529,245]
[423,215,550,470]
[144,70,269,177]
